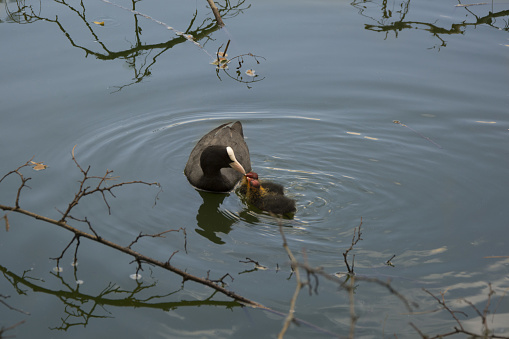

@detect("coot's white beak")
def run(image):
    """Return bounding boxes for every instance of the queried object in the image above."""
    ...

[226,146,246,174]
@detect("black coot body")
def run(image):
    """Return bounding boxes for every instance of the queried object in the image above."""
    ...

[184,121,251,192]
[246,179,296,216]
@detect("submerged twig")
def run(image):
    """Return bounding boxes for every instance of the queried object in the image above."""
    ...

[393,120,443,149]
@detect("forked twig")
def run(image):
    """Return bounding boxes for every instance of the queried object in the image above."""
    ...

[343,217,363,274]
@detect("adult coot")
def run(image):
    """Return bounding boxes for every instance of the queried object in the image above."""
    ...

[246,178,296,216]
[184,121,251,192]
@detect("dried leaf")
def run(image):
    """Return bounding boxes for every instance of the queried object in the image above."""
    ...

[475,121,496,124]
[211,57,229,66]
[364,136,378,140]
[93,21,105,26]
[346,132,361,135]
[245,69,256,77]
[217,51,228,57]
[30,161,47,171]
[3,215,9,232]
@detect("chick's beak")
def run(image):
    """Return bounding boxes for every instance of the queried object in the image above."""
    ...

[229,160,246,175]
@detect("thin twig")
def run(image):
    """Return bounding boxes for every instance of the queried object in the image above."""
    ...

[278,223,302,339]
[343,218,363,274]
[205,0,225,27]
[393,120,443,149]
[128,228,185,249]
[0,294,30,315]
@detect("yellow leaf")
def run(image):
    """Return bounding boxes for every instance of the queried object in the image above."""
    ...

[346,132,361,135]
[93,21,105,26]
[30,161,47,171]
[245,69,256,77]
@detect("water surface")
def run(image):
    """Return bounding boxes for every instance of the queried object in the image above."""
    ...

[1,0,508,337]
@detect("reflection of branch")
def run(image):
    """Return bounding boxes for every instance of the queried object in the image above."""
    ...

[101,0,204,48]
[4,0,41,24]
[9,0,250,91]
[206,0,225,27]
[0,264,239,331]
[352,0,509,49]
[215,52,267,87]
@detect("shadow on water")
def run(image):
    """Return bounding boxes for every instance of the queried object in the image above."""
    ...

[195,191,234,244]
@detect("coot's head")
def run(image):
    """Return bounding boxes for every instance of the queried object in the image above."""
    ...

[200,145,246,175]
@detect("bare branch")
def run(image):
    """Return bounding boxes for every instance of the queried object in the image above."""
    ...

[423,288,466,330]
[206,271,234,286]
[58,146,160,222]
[0,150,263,309]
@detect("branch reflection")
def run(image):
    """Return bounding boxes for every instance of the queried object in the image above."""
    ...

[1,264,240,331]
[351,0,509,49]
[3,0,258,90]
